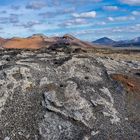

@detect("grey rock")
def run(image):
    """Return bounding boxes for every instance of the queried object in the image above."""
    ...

[0,49,139,140]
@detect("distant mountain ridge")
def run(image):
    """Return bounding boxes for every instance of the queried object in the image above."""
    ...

[93,37,116,45]
[0,34,98,49]
[93,37,140,47]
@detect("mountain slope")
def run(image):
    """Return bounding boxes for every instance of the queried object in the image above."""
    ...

[0,37,6,46]
[1,34,97,49]
[63,34,97,48]
[131,37,140,43]
[2,35,45,49]
[114,37,140,47]
[93,37,116,45]
[93,37,140,47]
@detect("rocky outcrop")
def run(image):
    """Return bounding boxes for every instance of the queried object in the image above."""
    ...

[0,49,139,140]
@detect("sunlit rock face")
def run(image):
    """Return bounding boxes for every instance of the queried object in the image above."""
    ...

[0,48,139,140]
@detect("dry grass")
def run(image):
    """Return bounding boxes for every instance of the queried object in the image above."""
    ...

[95,52,140,61]
[81,47,140,61]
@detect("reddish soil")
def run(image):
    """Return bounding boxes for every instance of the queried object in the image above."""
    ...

[2,36,45,49]
[0,34,97,50]
[111,74,140,94]
[111,73,140,126]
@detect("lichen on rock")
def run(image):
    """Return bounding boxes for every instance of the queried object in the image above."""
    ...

[0,49,140,140]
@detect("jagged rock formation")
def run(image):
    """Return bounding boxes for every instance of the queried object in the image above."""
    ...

[0,48,140,140]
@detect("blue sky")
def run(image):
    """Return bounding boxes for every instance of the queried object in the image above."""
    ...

[0,0,140,41]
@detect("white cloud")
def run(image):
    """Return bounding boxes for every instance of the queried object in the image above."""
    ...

[96,21,106,25]
[103,6,119,11]
[60,18,87,27]
[132,11,140,16]
[71,24,140,41]
[108,17,114,21]
[72,11,96,18]
[120,0,140,5]
[108,16,135,21]
[15,21,41,28]
[26,1,47,10]
[136,24,140,27]
[67,0,102,5]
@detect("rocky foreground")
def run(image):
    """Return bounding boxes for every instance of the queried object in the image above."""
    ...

[0,47,140,140]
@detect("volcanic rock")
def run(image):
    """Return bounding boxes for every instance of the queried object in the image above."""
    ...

[0,42,139,140]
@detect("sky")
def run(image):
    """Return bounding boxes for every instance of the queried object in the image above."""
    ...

[0,0,140,41]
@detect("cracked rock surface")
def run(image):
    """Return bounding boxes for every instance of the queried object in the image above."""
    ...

[0,49,140,140]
